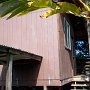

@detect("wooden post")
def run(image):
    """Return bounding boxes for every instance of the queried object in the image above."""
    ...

[87,19,90,55]
[59,86,61,90]
[44,86,48,90]
[74,81,77,90]
[1,86,4,90]
[87,19,90,90]
[6,53,13,90]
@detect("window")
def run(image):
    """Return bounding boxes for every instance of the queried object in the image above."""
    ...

[64,17,71,50]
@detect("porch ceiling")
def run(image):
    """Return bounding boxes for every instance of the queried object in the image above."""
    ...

[68,14,88,41]
[0,45,42,63]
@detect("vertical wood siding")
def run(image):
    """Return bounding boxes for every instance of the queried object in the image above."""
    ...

[0,9,60,86]
[0,9,73,86]
[58,16,74,85]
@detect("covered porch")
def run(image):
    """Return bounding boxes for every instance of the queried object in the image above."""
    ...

[68,14,89,89]
[0,45,42,90]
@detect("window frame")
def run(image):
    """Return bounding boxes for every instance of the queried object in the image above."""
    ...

[64,17,71,50]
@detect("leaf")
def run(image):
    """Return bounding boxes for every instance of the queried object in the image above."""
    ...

[18,6,40,16]
[7,5,29,19]
[28,0,59,9]
[0,4,20,17]
[41,2,90,18]
[79,0,90,11]
[30,0,49,8]
[41,2,81,18]
[0,0,18,8]
[41,9,62,18]
[47,0,60,9]
[0,0,90,19]
[28,1,33,6]
[0,0,29,18]
[58,2,81,15]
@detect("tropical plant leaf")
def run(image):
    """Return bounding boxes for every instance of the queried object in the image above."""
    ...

[0,0,29,18]
[0,4,20,17]
[7,5,29,19]
[41,2,90,18]
[0,0,17,8]
[30,0,49,8]
[18,7,40,16]
[41,2,81,18]
[28,0,59,9]
[41,9,62,18]
[79,0,90,11]
[57,2,81,15]
[28,1,33,6]
[47,0,60,9]
[0,0,90,19]
[19,0,59,16]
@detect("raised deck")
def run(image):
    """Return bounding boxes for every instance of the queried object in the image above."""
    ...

[71,75,90,90]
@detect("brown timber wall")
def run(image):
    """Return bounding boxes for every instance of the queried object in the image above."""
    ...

[58,16,74,85]
[0,9,73,86]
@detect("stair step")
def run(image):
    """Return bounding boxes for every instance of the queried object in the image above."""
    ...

[72,75,89,82]
[71,84,89,87]
[85,65,90,67]
[85,61,90,64]
[70,89,88,90]
[85,67,90,70]
[85,69,90,71]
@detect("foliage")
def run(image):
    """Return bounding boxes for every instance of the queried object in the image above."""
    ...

[0,0,90,19]
[75,41,89,59]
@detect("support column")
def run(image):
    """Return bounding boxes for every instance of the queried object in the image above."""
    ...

[6,53,13,90]
[87,19,90,55]
[59,87,60,90]
[44,86,48,90]
[1,86,4,90]
[87,19,90,90]
[74,81,76,90]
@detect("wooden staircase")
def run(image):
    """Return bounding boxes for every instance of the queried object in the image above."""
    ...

[71,75,90,90]
[71,57,90,90]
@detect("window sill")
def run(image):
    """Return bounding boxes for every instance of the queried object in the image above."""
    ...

[65,46,71,51]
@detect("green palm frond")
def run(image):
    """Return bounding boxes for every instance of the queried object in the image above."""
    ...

[0,0,90,19]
